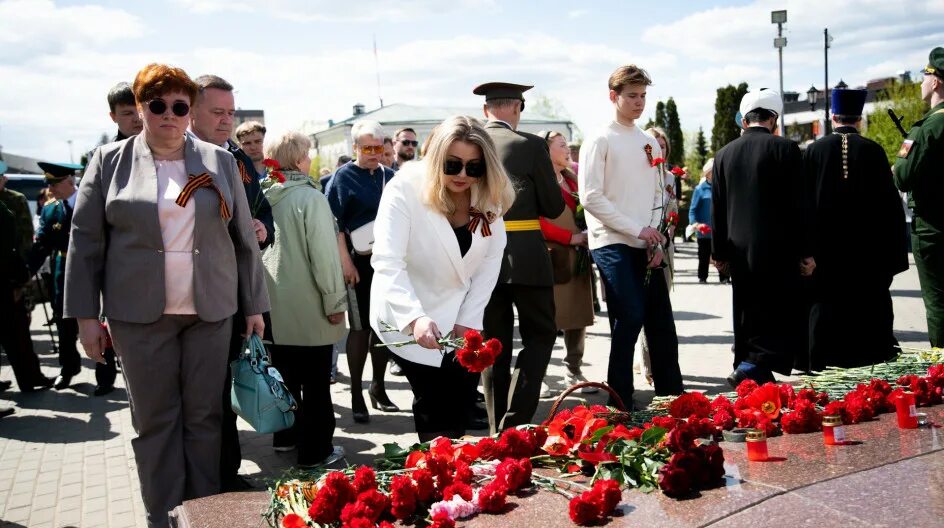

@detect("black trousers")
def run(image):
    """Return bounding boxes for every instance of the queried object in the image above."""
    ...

[391,351,476,439]
[94,347,118,388]
[697,238,728,283]
[55,317,81,374]
[482,283,557,434]
[270,344,335,466]
[0,293,47,390]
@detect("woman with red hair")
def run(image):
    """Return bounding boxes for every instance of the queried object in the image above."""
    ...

[64,63,269,528]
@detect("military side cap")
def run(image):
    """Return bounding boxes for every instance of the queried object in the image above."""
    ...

[831,88,867,117]
[924,47,944,78]
[38,161,79,184]
[472,82,533,101]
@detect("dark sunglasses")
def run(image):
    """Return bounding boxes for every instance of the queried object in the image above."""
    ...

[148,99,190,117]
[399,139,419,147]
[444,159,486,178]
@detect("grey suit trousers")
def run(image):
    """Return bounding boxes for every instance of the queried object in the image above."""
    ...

[109,315,231,528]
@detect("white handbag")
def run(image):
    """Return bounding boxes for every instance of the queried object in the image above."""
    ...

[350,222,375,255]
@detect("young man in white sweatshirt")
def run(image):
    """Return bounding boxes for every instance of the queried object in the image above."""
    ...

[578,65,684,408]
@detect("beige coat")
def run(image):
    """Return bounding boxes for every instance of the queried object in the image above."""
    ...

[544,175,594,330]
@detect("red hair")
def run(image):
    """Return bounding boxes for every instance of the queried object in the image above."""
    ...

[132,63,198,105]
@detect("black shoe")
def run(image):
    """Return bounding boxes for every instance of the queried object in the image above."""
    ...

[726,369,748,389]
[221,475,255,492]
[699,279,707,284]
[0,380,12,392]
[351,392,370,424]
[53,374,74,390]
[476,391,485,403]
[368,384,400,412]
[22,377,54,392]
[0,406,14,419]
[93,385,115,397]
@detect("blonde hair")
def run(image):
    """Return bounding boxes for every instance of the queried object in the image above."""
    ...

[608,64,652,93]
[264,131,311,170]
[422,115,515,216]
[235,120,266,141]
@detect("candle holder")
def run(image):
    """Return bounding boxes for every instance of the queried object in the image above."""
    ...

[822,415,846,445]
[745,429,768,461]
[895,390,919,429]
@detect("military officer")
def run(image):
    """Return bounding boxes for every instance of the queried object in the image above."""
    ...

[475,82,566,433]
[894,47,944,348]
[0,160,34,256]
[28,162,83,389]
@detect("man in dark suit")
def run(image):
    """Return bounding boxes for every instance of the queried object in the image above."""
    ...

[804,88,908,369]
[190,74,274,492]
[712,89,815,386]
[476,82,566,433]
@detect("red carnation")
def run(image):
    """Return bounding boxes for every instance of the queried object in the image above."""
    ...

[281,513,306,528]
[710,394,735,414]
[263,158,280,169]
[697,224,712,235]
[670,450,708,488]
[700,443,725,483]
[463,329,483,351]
[670,166,686,177]
[412,468,436,502]
[568,493,603,525]
[429,510,456,528]
[389,475,418,520]
[497,429,535,459]
[669,391,712,419]
[442,482,473,502]
[712,409,736,431]
[352,466,377,492]
[590,479,622,513]
[477,480,507,513]
[340,489,389,524]
[475,437,500,460]
[735,379,759,398]
[271,170,286,183]
[658,463,692,498]
[495,457,532,491]
[651,157,666,167]
[779,384,796,409]
[665,422,696,453]
[649,415,678,431]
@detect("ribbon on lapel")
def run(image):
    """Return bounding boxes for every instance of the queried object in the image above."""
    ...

[237,159,252,184]
[175,172,231,219]
[468,207,493,237]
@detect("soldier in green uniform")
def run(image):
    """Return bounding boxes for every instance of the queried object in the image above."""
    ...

[28,162,84,389]
[894,47,944,348]
[474,82,566,433]
[0,161,34,256]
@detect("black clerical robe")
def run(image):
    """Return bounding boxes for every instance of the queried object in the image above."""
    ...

[804,126,908,369]
[712,127,813,375]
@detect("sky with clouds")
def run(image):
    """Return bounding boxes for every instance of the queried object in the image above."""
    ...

[1,0,941,162]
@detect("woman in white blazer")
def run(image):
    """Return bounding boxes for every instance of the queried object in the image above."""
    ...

[370,116,514,441]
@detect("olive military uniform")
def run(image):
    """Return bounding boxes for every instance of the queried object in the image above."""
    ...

[475,82,566,434]
[893,47,944,348]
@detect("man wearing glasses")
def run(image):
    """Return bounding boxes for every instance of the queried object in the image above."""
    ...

[894,47,944,348]
[474,81,565,433]
[392,127,419,172]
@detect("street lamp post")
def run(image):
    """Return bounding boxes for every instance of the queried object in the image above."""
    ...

[824,28,834,134]
[772,10,788,133]
[807,85,819,138]
[67,140,74,164]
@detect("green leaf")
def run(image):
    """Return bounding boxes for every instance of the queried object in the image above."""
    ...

[640,426,666,446]
[587,425,614,444]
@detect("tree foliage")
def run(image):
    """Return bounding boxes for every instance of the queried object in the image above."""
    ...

[711,82,749,153]
[665,98,684,166]
[863,79,928,164]
[695,127,709,169]
[654,101,667,131]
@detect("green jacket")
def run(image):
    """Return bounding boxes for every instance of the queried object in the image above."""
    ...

[262,171,348,346]
[894,101,944,227]
[0,188,34,257]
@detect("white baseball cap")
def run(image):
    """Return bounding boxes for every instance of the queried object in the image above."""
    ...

[739,89,783,117]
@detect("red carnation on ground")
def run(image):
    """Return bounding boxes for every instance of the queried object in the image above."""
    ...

[669,391,712,419]
[280,513,306,528]
[736,379,759,398]
[352,465,377,492]
[649,415,678,431]
[712,409,736,431]
[700,443,726,483]
[497,429,536,459]
[665,422,696,453]
[475,437,500,460]
[568,493,602,525]
[658,463,692,498]
[340,489,389,524]
[590,479,622,513]
[308,471,356,524]
[476,480,508,513]
[442,482,473,502]
[412,468,436,502]
[495,457,532,491]
[389,475,418,520]
[429,510,456,528]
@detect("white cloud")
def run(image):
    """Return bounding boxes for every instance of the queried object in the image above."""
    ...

[568,9,589,18]
[171,0,497,22]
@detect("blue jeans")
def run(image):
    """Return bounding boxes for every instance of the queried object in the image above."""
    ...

[592,244,683,406]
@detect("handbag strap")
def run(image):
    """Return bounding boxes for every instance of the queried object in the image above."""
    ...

[246,334,269,365]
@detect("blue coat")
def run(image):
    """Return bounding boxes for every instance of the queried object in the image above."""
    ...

[688,180,713,239]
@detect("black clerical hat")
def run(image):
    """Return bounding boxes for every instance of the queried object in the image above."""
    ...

[831,88,867,117]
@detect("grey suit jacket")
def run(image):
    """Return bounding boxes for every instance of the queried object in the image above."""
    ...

[64,133,270,324]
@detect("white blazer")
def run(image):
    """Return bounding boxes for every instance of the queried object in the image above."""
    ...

[369,161,507,367]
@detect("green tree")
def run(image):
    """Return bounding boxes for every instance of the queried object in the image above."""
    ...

[654,101,667,131]
[711,82,749,153]
[695,126,709,168]
[864,79,928,164]
[665,98,684,166]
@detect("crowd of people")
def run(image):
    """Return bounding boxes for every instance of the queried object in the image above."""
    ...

[1,47,942,528]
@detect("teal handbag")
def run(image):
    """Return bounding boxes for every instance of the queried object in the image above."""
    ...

[230,334,297,434]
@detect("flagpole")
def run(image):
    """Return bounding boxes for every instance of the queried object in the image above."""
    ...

[373,34,384,108]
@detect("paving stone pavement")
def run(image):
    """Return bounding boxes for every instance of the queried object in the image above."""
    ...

[0,243,929,527]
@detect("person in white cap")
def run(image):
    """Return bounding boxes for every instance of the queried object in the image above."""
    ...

[711,88,815,387]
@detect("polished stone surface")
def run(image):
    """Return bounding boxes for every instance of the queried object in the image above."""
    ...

[172,404,944,527]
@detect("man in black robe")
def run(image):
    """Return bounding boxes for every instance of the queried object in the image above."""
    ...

[712,89,815,386]
[805,88,908,369]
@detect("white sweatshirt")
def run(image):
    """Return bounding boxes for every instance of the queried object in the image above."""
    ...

[578,120,664,250]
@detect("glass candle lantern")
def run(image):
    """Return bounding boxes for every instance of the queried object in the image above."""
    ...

[822,415,846,445]
[895,391,919,429]
[745,429,768,461]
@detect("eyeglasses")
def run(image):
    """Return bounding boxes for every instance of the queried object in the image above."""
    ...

[358,144,385,155]
[148,99,190,117]
[399,139,419,147]
[443,159,486,178]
